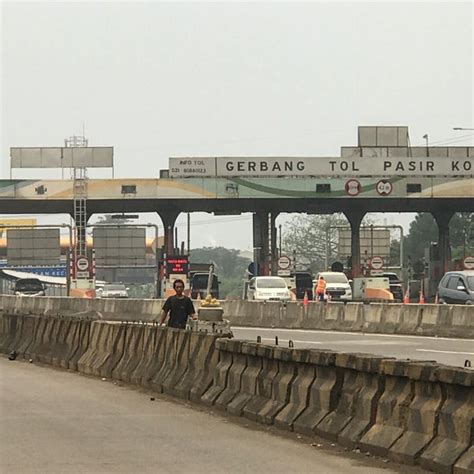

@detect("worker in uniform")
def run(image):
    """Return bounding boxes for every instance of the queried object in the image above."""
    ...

[315,276,326,302]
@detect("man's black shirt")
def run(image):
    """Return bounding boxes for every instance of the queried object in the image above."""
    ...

[162,295,195,329]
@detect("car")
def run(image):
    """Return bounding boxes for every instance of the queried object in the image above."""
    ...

[315,271,352,301]
[247,276,292,302]
[99,283,129,298]
[13,278,46,296]
[438,270,474,305]
[382,272,404,302]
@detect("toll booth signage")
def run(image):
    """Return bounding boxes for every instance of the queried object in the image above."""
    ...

[166,257,189,275]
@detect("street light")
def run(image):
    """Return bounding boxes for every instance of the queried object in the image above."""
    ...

[422,134,429,147]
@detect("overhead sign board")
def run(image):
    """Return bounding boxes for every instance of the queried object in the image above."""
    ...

[338,229,391,259]
[169,156,473,178]
[10,147,114,168]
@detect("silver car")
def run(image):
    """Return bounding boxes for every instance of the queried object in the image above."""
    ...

[438,270,474,305]
[99,283,129,298]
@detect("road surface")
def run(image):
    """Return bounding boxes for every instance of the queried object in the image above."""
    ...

[233,327,474,367]
[0,357,425,474]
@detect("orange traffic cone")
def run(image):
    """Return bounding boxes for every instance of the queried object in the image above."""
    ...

[403,289,410,304]
[419,290,425,304]
[303,291,309,308]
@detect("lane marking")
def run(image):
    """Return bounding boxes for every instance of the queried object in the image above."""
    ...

[235,326,473,343]
[416,349,474,356]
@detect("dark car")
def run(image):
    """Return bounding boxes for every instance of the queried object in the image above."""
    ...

[13,278,46,296]
[438,270,474,305]
[190,272,219,300]
[382,272,404,302]
[292,272,314,300]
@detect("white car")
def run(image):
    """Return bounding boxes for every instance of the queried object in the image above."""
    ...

[247,276,291,302]
[99,283,129,298]
[315,272,352,301]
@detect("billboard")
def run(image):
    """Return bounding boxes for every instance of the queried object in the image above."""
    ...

[169,154,473,178]
[6,229,61,265]
[337,228,391,260]
[10,147,113,168]
[93,227,146,266]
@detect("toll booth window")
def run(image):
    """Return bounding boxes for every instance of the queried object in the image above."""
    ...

[406,183,421,193]
[316,184,331,193]
[121,185,137,194]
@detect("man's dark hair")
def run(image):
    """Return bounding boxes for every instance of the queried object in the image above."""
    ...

[173,279,185,289]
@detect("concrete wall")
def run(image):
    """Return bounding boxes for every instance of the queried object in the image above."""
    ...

[1,314,472,473]
[0,295,472,338]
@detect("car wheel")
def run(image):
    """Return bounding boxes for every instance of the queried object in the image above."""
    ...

[466,300,473,305]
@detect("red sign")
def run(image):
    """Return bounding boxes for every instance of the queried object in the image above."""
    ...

[369,256,384,270]
[166,256,189,275]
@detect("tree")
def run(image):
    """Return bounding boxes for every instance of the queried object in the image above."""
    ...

[282,213,374,273]
[403,212,473,263]
[93,214,133,225]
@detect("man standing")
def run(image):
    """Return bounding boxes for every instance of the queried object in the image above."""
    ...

[315,276,326,302]
[160,279,197,329]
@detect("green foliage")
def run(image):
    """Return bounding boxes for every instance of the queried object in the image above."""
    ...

[403,212,473,262]
[282,213,372,273]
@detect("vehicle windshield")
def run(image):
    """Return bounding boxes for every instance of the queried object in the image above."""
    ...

[321,273,348,284]
[15,279,43,291]
[256,278,287,289]
[467,276,474,290]
[104,284,126,291]
[192,274,218,289]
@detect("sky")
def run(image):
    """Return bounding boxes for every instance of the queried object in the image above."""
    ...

[1,1,473,250]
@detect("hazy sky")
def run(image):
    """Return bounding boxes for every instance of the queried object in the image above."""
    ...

[1,1,473,250]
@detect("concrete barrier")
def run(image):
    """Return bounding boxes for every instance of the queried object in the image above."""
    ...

[226,342,263,416]
[388,363,443,465]
[200,339,239,406]
[274,350,314,431]
[419,366,474,473]
[292,350,341,435]
[242,345,279,421]
[255,347,296,425]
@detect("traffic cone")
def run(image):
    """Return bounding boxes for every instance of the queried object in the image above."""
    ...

[403,289,410,304]
[303,291,309,308]
[419,290,425,304]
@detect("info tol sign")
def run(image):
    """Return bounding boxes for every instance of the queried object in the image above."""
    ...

[166,256,189,275]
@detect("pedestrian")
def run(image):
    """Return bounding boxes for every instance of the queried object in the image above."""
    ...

[160,279,197,329]
[315,276,326,302]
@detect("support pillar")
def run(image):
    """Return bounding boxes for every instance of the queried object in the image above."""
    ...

[343,210,366,278]
[432,211,454,274]
[158,211,180,258]
[253,211,270,276]
[270,212,279,275]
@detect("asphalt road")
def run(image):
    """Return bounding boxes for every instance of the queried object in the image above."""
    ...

[0,358,426,474]
[232,327,474,367]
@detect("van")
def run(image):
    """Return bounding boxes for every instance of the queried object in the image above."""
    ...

[13,278,46,297]
[247,276,291,302]
[315,272,352,301]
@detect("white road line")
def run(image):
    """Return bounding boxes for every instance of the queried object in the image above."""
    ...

[416,349,474,356]
[236,326,473,342]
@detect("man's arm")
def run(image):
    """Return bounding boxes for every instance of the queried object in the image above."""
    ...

[188,299,197,320]
[160,298,170,325]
